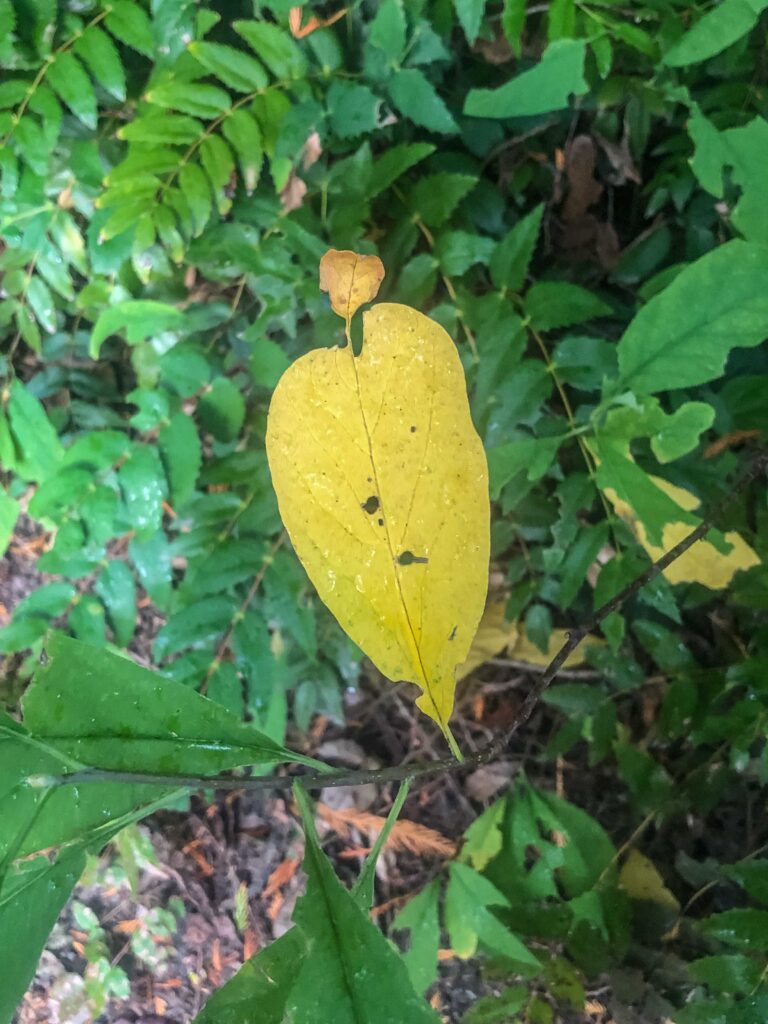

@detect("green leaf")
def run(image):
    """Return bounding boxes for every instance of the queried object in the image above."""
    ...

[159,412,201,507]
[446,862,541,965]
[370,0,407,62]
[105,0,154,56]
[95,561,137,648]
[490,204,544,291]
[198,377,246,442]
[200,135,236,214]
[74,25,126,101]
[129,532,172,610]
[7,380,63,482]
[234,20,307,79]
[327,79,380,138]
[221,109,263,194]
[649,402,714,463]
[290,786,442,1023]
[725,859,768,905]
[354,780,412,909]
[700,909,768,951]
[193,930,306,1023]
[90,300,184,358]
[118,445,168,535]
[435,231,494,276]
[689,954,764,996]
[388,68,457,134]
[663,0,768,67]
[179,162,213,235]
[392,880,441,994]
[0,488,18,557]
[249,336,290,389]
[616,241,768,394]
[189,41,268,93]
[463,986,528,1024]
[0,582,75,653]
[25,633,322,774]
[525,282,611,331]
[154,596,235,660]
[454,0,487,44]
[145,81,231,118]
[464,39,587,118]
[461,799,505,871]
[689,112,768,245]
[0,848,86,1024]
[502,0,526,56]
[408,172,477,227]
[46,51,97,128]
[487,436,563,499]
[118,113,202,145]
[367,142,435,199]
[26,275,57,333]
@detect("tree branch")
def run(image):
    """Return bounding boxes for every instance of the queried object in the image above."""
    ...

[45,451,767,795]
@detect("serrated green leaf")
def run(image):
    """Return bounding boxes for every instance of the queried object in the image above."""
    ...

[490,204,543,291]
[119,445,168,535]
[118,113,202,145]
[234,20,307,79]
[199,134,235,214]
[327,79,380,138]
[388,68,457,134]
[7,380,63,482]
[145,81,231,118]
[74,25,126,101]
[367,142,435,199]
[179,162,213,235]
[46,51,97,128]
[105,0,154,56]
[189,40,268,93]
[90,300,184,358]
[525,282,612,331]
[159,412,201,507]
[408,172,477,226]
[369,0,407,61]
[95,560,137,647]
[221,109,263,194]
[25,275,57,333]
[198,377,246,441]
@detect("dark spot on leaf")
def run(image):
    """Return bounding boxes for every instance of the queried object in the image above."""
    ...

[449,625,457,641]
[377,517,384,526]
[410,425,417,433]
[361,495,379,515]
[398,550,429,566]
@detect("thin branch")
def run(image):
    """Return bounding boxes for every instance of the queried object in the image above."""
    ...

[41,451,767,794]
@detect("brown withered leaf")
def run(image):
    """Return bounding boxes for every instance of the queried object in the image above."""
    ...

[319,249,385,323]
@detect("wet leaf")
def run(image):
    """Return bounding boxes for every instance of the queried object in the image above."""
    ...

[267,253,490,747]
[318,249,385,324]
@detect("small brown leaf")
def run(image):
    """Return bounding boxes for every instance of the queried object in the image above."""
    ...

[319,249,385,324]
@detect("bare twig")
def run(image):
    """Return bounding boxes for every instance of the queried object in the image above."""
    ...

[42,451,767,795]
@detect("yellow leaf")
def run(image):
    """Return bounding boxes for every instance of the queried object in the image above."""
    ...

[319,248,385,323]
[266,278,490,752]
[457,600,603,679]
[605,475,760,589]
[619,848,680,910]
